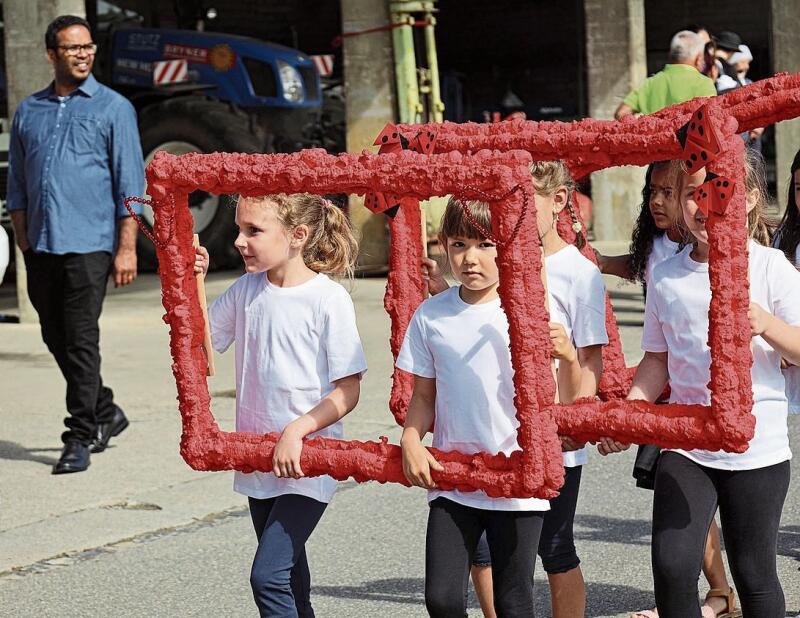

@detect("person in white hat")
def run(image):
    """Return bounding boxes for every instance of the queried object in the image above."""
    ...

[729,44,754,85]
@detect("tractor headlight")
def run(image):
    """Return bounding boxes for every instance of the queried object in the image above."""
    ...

[277,61,304,103]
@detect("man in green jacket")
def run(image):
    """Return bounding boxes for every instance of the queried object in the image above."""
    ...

[615,30,716,119]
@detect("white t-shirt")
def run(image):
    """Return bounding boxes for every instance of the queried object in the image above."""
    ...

[209,272,367,503]
[772,230,800,414]
[546,245,609,467]
[644,233,680,290]
[397,286,549,512]
[642,242,800,470]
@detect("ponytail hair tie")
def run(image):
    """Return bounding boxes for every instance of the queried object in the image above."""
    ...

[322,198,334,211]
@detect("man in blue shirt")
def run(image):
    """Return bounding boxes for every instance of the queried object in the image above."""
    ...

[7,15,145,474]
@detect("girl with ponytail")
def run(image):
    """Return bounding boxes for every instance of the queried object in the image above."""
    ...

[194,193,367,617]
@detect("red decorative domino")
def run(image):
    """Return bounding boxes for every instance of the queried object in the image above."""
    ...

[694,176,735,216]
[678,104,725,171]
[408,129,436,155]
[373,122,402,147]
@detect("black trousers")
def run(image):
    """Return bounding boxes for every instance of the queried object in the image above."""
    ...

[473,464,583,574]
[425,497,544,618]
[24,250,116,444]
[652,452,790,618]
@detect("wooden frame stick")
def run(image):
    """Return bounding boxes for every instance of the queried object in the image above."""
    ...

[420,205,428,258]
[193,234,215,377]
[541,246,559,403]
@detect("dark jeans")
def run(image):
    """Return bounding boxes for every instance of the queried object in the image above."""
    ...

[652,452,790,618]
[249,495,327,618]
[426,497,544,618]
[473,465,582,574]
[24,250,115,444]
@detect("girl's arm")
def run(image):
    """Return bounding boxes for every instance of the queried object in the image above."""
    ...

[577,344,603,399]
[598,350,669,455]
[400,375,444,488]
[551,322,581,405]
[554,342,603,451]
[196,244,239,353]
[628,350,669,401]
[272,374,361,479]
[749,303,800,366]
[551,327,603,404]
[595,251,633,279]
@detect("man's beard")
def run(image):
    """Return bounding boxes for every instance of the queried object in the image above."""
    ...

[56,63,90,87]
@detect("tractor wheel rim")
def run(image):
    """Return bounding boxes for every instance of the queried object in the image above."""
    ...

[142,141,220,233]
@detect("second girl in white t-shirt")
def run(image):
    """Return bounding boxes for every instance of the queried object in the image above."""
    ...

[414,161,608,617]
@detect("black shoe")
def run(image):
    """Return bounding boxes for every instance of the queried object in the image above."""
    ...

[90,406,129,453]
[53,440,90,474]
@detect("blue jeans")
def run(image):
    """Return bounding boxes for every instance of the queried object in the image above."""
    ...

[249,495,327,618]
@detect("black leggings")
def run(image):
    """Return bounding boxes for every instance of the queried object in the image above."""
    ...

[425,497,544,618]
[652,452,790,618]
[473,465,582,574]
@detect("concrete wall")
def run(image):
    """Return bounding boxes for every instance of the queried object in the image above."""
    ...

[585,0,647,242]
[340,0,396,270]
[4,0,85,320]
[771,0,800,210]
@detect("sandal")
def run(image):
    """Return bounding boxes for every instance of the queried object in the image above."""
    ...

[629,610,658,618]
[701,587,742,618]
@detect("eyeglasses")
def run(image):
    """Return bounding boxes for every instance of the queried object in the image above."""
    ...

[57,43,97,56]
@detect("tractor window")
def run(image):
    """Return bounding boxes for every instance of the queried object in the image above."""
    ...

[96,0,145,32]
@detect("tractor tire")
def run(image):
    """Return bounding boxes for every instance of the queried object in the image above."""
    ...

[137,98,270,271]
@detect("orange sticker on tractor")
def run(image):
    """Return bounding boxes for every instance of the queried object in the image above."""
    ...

[162,43,236,72]
[208,44,236,72]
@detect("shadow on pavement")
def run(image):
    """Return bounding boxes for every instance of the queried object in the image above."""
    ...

[778,525,800,563]
[585,581,654,617]
[312,576,655,615]
[0,440,61,466]
[575,514,652,546]
[313,577,426,606]
[614,318,645,327]
[578,515,800,563]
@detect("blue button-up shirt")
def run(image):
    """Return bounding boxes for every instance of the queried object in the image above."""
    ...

[7,74,144,254]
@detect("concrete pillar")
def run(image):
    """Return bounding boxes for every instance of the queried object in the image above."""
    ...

[341,0,397,271]
[4,0,85,321]
[584,0,647,243]
[770,0,800,210]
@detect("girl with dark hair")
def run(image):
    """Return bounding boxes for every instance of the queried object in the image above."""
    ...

[418,161,608,617]
[773,148,800,267]
[773,147,800,414]
[596,162,684,291]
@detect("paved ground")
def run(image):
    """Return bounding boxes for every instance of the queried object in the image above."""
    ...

[0,250,798,617]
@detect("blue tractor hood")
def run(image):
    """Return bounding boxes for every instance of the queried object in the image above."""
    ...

[111,28,321,109]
